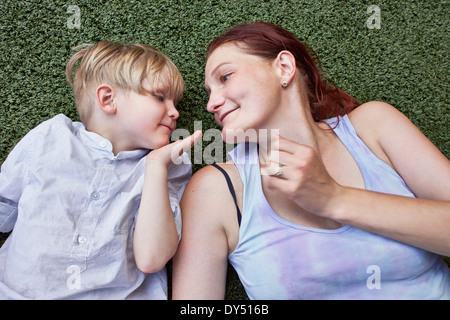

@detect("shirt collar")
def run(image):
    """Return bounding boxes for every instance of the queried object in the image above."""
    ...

[74,121,149,160]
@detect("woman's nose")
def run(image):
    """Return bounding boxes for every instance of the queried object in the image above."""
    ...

[206,89,225,113]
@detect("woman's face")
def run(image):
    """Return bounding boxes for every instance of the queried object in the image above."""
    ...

[205,43,282,143]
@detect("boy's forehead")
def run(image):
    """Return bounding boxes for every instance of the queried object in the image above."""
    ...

[142,77,169,93]
[141,72,184,102]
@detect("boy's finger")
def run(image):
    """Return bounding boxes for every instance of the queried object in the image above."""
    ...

[191,130,203,145]
[171,130,203,160]
[181,130,202,151]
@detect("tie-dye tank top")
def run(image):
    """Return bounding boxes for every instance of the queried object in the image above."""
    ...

[227,115,450,299]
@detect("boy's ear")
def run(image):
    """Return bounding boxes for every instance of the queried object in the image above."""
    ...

[95,84,117,115]
[274,50,296,85]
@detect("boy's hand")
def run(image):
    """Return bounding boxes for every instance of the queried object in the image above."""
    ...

[136,130,202,273]
[146,130,203,167]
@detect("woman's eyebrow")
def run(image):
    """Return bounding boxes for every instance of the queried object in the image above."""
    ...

[209,62,231,77]
[204,62,232,96]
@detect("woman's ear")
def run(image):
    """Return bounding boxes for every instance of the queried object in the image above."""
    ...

[95,84,117,115]
[274,50,296,87]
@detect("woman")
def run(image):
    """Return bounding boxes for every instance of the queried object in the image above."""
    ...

[172,22,450,299]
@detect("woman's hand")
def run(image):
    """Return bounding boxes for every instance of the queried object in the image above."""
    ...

[262,127,450,256]
[262,134,343,218]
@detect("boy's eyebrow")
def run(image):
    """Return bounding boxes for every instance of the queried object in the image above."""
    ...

[150,87,166,95]
[146,82,169,96]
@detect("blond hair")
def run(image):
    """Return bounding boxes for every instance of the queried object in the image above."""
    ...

[66,41,185,123]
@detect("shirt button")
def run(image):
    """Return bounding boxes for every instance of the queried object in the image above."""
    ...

[77,235,87,244]
[91,191,100,200]
[99,140,108,148]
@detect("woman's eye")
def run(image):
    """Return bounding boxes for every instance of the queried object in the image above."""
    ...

[221,73,231,83]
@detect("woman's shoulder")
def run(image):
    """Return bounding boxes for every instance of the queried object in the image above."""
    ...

[181,162,242,251]
[189,161,240,188]
[347,101,406,166]
[183,161,242,212]
[348,101,406,132]
[348,101,416,143]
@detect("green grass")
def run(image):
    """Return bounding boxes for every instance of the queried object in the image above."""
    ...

[0,0,448,299]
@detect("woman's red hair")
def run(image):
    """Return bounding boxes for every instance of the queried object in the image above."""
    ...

[207,22,359,121]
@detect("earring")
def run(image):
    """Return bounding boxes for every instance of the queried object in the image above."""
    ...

[282,81,288,88]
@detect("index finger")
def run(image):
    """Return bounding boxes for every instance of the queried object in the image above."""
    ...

[171,130,203,161]
[271,134,299,154]
[271,134,317,154]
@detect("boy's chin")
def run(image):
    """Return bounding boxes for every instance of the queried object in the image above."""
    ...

[149,139,170,150]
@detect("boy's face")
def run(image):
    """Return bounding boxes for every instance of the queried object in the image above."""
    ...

[114,88,179,151]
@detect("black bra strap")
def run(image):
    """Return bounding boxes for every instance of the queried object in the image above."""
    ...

[210,163,242,226]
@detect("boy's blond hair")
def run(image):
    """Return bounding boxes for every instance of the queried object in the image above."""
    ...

[66,41,185,123]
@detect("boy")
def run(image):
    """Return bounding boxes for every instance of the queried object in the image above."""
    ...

[0,41,201,299]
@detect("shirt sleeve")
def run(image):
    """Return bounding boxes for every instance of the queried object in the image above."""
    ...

[167,152,192,242]
[0,132,35,233]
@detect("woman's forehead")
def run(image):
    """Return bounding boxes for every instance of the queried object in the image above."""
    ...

[205,43,267,76]
[205,44,239,70]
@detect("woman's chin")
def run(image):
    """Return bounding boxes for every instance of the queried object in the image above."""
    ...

[222,127,260,144]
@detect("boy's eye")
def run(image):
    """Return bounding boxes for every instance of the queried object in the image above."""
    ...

[152,93,165,102]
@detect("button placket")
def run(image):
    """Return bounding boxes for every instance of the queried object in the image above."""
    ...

[90,191,100,200]
[77,235,87,244]
[69,166,109,262]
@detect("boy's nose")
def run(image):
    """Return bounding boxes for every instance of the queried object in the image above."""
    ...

[167,101,179,120]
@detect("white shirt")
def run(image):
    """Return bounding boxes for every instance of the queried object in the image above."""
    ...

[0,114,191,299]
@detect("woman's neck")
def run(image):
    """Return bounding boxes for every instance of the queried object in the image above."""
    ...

[257,96,335,168]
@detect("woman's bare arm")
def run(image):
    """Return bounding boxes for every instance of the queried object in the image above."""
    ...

[172,166,235,299]
[266,102,450,256]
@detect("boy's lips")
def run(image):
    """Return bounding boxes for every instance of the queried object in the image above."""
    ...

[160,123,175,132]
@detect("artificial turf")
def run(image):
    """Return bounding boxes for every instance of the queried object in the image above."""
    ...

[0,0,448,299]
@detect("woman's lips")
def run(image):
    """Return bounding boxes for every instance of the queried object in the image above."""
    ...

[220,108,239,123]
